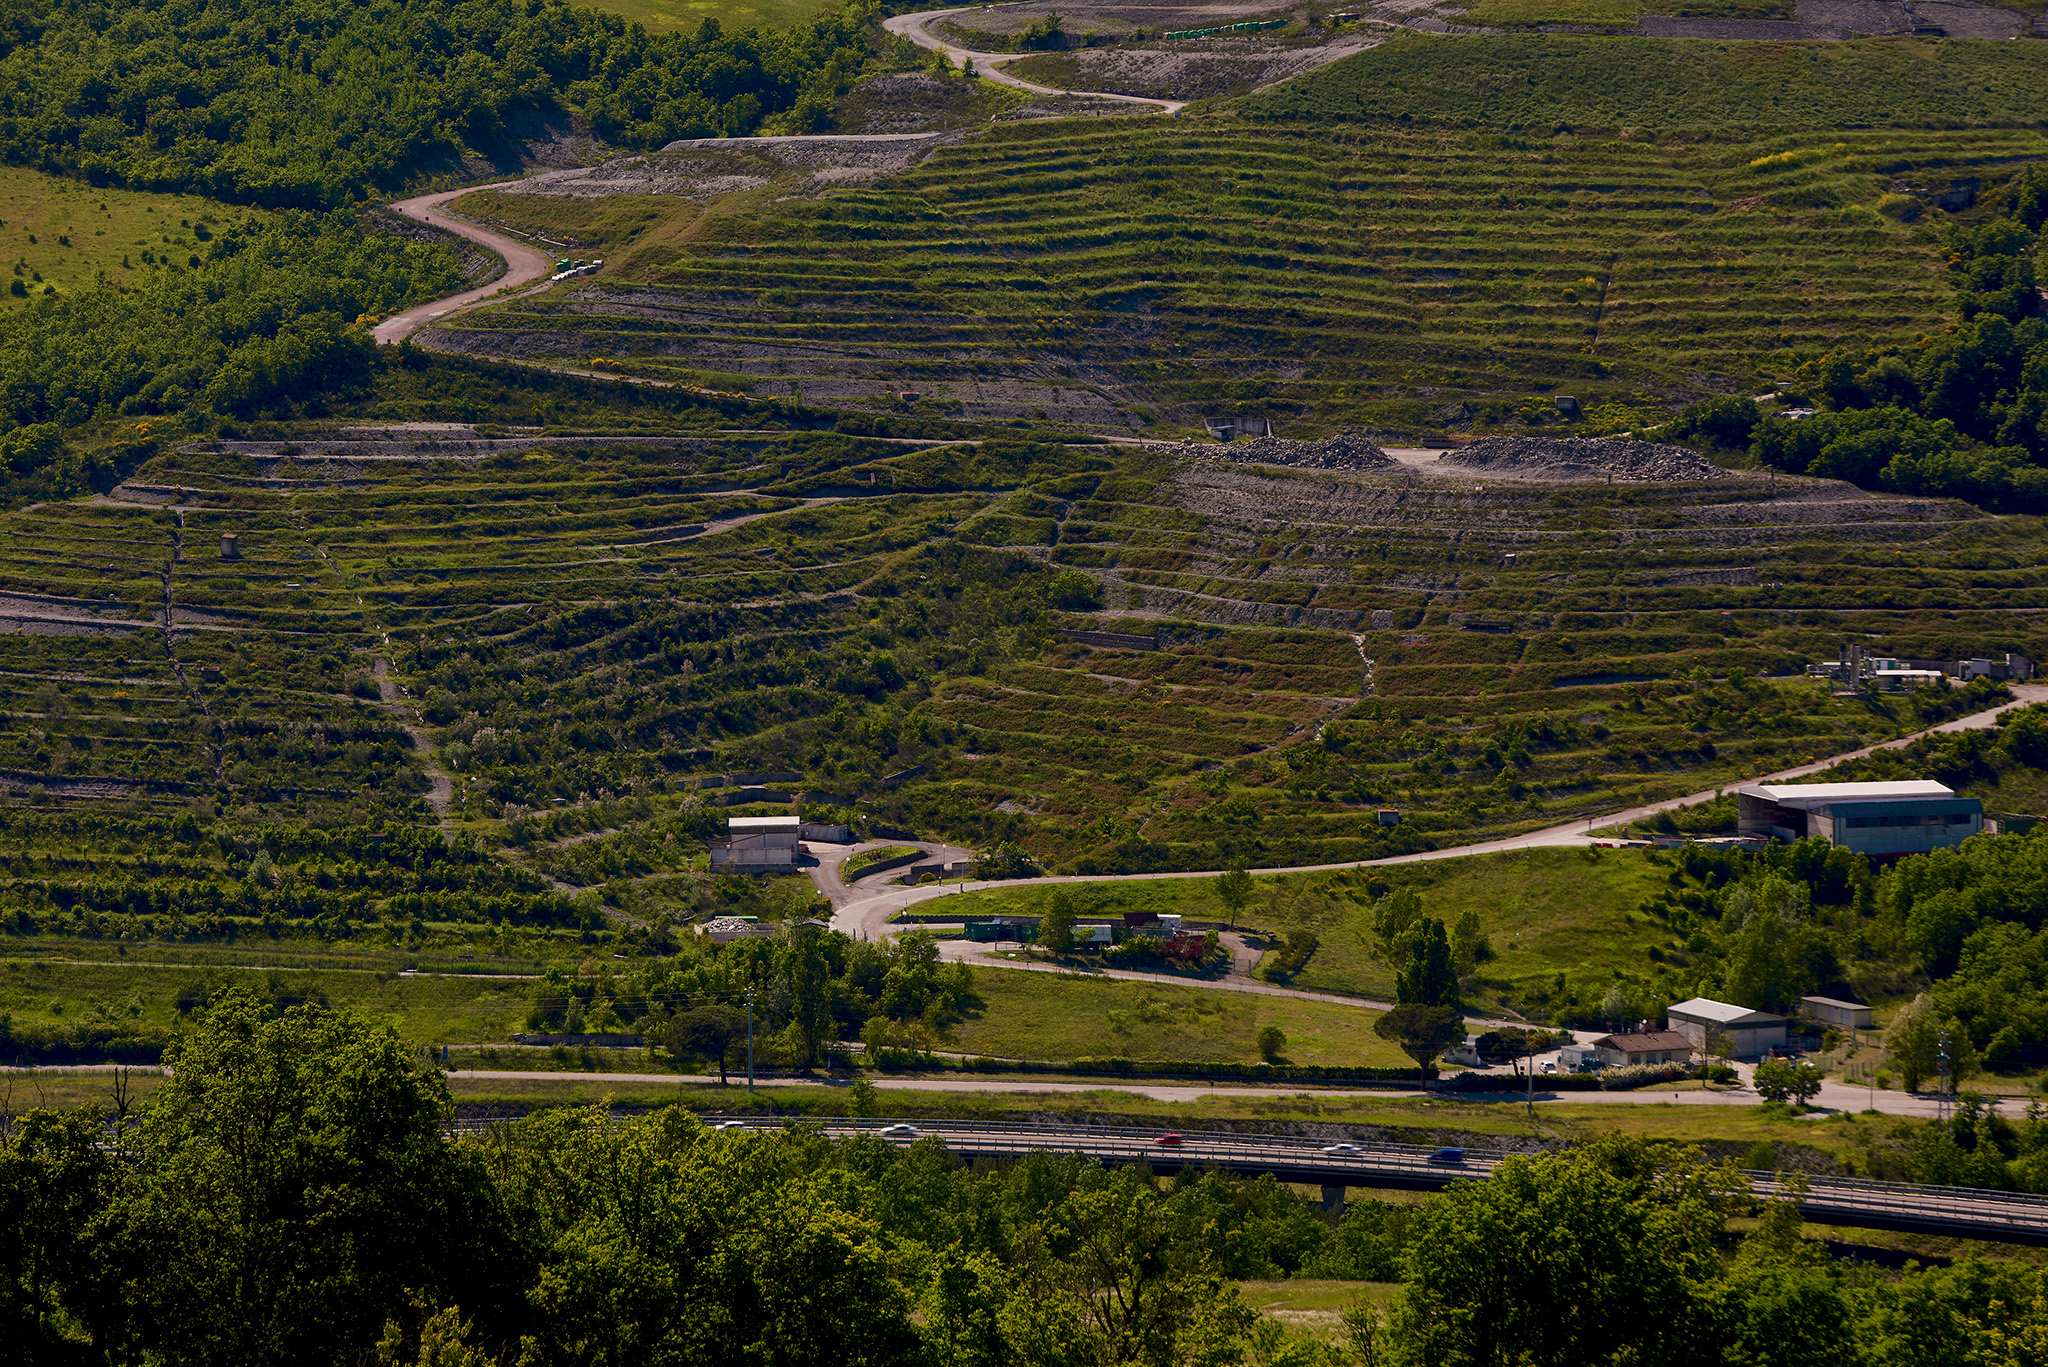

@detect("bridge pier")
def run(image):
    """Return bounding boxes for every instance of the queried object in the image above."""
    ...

[1322,1184,1346,1214]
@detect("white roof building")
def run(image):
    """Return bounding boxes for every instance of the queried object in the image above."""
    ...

[1735,780,1980,855]
[728,815,801,833]
[1667,998,1783,1026]
[711,815,801,871]
[1736,780,1954,808]
[1666,997,1789,1059]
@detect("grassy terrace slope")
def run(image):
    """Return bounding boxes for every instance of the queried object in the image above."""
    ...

[920,456,2045,869]
[0,429,2035,879]
[1245,34,2048,127]
[429,110,2046,433]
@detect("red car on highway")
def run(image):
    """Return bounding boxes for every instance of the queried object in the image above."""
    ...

[1154,1133,1183,1147]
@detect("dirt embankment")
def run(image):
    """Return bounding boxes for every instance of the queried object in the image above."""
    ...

[1443,437,1733,482]
[489,134,968,203]
[1007,30,1382,101]
[1189,432,1397,471]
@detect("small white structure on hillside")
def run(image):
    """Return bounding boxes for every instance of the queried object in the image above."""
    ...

[1801,996,1875,1031]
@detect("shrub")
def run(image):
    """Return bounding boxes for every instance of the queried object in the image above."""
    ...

[1047,570,1102,610]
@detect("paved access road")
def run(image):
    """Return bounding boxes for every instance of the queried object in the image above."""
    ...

[811,837,978,907]
[423,1063,2019,1121]
[830,683,2048,947]
[372,185,557,345]
[883,7,1189,113]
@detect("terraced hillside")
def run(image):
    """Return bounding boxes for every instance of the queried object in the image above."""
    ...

[918,451,2045,869]
[0,426,2037,885]
[424,118,2045,434]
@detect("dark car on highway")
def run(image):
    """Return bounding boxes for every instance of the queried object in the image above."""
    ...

[1427,1146,1465,1165]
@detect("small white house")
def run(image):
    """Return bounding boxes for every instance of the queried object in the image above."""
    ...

[1442,1034,1484,1067]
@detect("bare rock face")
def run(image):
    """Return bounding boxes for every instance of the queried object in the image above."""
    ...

[1447,437,1731,482]
[1205,432,1397,471]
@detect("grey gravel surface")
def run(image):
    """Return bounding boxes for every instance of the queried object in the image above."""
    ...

[1206,432,1397,471]
[1446,436,1731,482]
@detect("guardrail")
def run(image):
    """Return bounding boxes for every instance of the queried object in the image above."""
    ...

[444,1114,2048,1244]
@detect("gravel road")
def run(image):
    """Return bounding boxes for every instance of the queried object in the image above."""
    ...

[372,185,557,345]
[883,7,1190,113]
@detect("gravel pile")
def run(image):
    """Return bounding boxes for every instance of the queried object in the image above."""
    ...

[1448,437,1730,482]
[1208,432,1397,471]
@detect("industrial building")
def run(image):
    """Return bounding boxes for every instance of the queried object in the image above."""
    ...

[1808,647,2034,689]
[1667,998,1789,1058]
[708,815,802,871]
[1735,779,1982,856]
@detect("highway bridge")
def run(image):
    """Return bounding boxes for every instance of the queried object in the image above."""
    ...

[753,1117,2048,1246]
[450,1113,2048,1245]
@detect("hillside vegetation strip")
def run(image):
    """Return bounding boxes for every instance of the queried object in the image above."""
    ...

[1244,33,2048,127]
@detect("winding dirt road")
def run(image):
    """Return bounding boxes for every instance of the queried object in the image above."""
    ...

[882,7,1189,113]
[372,185,556,345]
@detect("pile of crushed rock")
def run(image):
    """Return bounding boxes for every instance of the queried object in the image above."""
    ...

[1447,436,1730,482]
[1188,432,1397,471]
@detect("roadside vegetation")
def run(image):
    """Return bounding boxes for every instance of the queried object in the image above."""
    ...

[6,996,2048,1366]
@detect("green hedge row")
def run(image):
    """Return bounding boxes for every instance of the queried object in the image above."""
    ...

[869,1052,1433,1084]
[0,1017,170,1066]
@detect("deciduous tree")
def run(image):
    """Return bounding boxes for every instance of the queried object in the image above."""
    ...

[1374,1003,1465,1087]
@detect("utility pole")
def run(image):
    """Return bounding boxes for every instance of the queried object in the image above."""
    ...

[1524,1037,1535,1120]
[746,987,756,1095]
[1937,1027,1952,1126]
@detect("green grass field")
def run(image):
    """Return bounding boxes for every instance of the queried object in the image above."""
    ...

[956,966,1407,1065]
[577,0,848,31]
[941,846,1683,1010]
[0,167,251,307]
[0,954,538,1045]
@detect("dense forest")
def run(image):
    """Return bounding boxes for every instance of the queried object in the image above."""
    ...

[1,993,2045,1366]
[1679,167,2048,512]
[0,0,891,498]
[0,0,880,208]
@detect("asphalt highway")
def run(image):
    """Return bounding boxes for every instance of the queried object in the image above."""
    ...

[753,1119,2048,1244]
